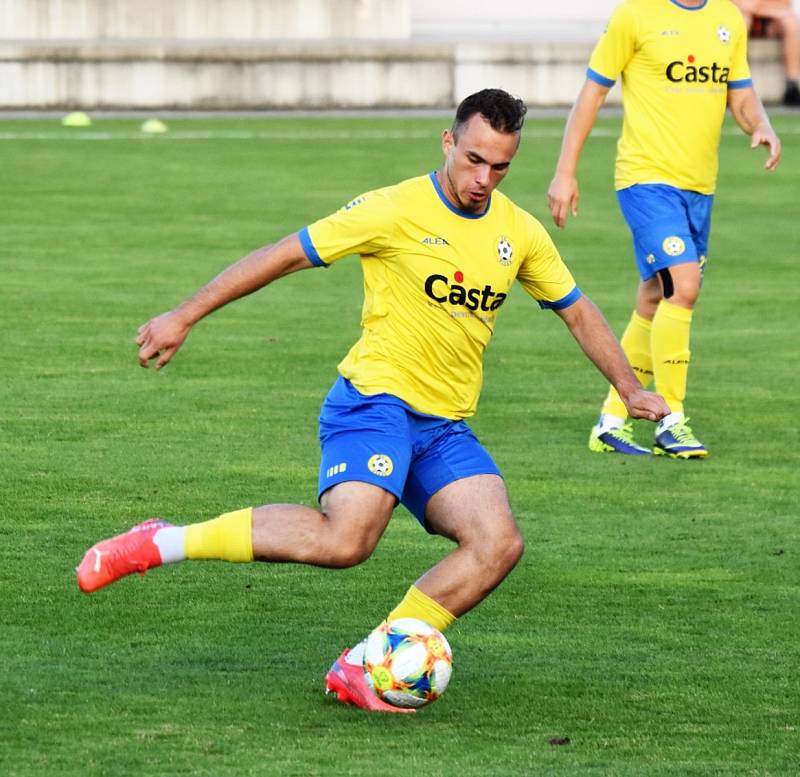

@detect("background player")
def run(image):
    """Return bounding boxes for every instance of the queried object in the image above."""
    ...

[77,89,668,712]
[548,0,781,458]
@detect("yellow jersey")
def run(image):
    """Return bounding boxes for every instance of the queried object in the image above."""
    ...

[588,0,752,193]
[299,173,579,419]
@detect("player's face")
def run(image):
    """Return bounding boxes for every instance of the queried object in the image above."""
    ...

[439,114,519,213]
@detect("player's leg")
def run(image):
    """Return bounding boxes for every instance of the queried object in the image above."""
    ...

[327,476,523,713]
[399,474,523,618]
[326,421,520,712]
[589,186,664,455]
[650,261,707,458]
[75,482,396,593]
[77,377,411,592]
[385,420,522,625]
[648,190,712,458]
[591,286,658,454]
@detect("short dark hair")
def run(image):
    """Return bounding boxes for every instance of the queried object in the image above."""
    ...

[451,89,527,141]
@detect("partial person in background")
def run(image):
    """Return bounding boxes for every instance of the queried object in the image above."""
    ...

[548,0,781,459]
[732,0,800,105]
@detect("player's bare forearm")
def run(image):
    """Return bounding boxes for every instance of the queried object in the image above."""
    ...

[174,234,311,326]
[547,80,609,228]
[555,296,669,421]
[728,87,782,170]
[137,233,312,369]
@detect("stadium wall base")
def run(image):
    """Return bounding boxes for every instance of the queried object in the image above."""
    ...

[0,38,787,109]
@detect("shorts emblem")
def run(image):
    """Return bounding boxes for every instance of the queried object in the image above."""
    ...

[367,454,394,477]
[662,236,686,257]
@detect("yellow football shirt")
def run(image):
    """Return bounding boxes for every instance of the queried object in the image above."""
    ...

[588,0,752,193]
[299,173,579,419]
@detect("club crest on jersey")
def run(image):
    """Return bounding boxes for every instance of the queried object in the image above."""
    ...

[496,236,513,266]
[368,454,393,477]
[717,26,731,44]
[663,236,686,257]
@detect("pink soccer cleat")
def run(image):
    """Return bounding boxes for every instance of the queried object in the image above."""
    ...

[76,519,171,593]
[325,648,416,714]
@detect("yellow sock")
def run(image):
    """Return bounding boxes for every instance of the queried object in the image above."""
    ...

[184,507,254,562]
[651,299,693,415]
[601,311,654,418]
[386,585,456,633]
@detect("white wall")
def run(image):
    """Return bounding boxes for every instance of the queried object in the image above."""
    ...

[0,0,410,39]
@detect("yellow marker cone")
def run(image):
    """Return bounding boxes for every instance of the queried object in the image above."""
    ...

[140,118,168,134]
[61,112,91,128]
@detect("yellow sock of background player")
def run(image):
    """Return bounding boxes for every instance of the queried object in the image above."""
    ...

[600,310,654,421]
[651,300,692,416]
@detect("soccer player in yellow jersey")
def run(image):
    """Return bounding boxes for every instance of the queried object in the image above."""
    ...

[76,89,668,712]
[548,0,781,458]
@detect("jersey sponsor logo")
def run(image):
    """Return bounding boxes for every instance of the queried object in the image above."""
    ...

[666,55,729,83]
[422,236,449,245]
[424,272,508,312]
[496,236,513,266]
[367,454,393,477]
[662,236,686,257]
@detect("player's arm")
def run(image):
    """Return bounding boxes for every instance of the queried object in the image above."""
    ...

[554,295,669,421]
[547,79,610,229]
[137,233,312,369]
[727,86,781,171]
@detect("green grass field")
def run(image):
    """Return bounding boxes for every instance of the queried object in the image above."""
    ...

[1,113,798,776]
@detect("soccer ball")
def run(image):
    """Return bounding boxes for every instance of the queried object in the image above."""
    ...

[363,618,453,708]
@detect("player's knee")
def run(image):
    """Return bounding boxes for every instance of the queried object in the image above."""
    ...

[671,281,700,308]
[325,535,378,568]
[503,527,525,571]
[659,266,700,307]
[475,521,524,576]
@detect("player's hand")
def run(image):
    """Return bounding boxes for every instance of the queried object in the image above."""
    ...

[136,311,191,369]
[623,388,670,423]
[752,124,781,171]
[547,172,579,229]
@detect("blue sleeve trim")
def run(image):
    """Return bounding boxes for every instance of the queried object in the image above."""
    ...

[727,78,753,90]
[538,286,582,311]
[587,68,615,88]
[298,227,327,267]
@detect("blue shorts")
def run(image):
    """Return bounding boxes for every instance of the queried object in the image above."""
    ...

[617,184,713,281]
[317,377,501,532]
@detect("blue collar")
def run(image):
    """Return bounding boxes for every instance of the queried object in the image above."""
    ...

[670,0,708,10]
[429,171,491,219]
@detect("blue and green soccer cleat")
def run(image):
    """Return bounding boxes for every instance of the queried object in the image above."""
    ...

[653,418,708,459]
[588,423,651,455]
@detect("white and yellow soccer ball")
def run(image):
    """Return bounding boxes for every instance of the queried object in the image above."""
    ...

[363,618,453,708]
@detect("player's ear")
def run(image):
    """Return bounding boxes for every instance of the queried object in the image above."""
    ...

[441,129,454,157]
